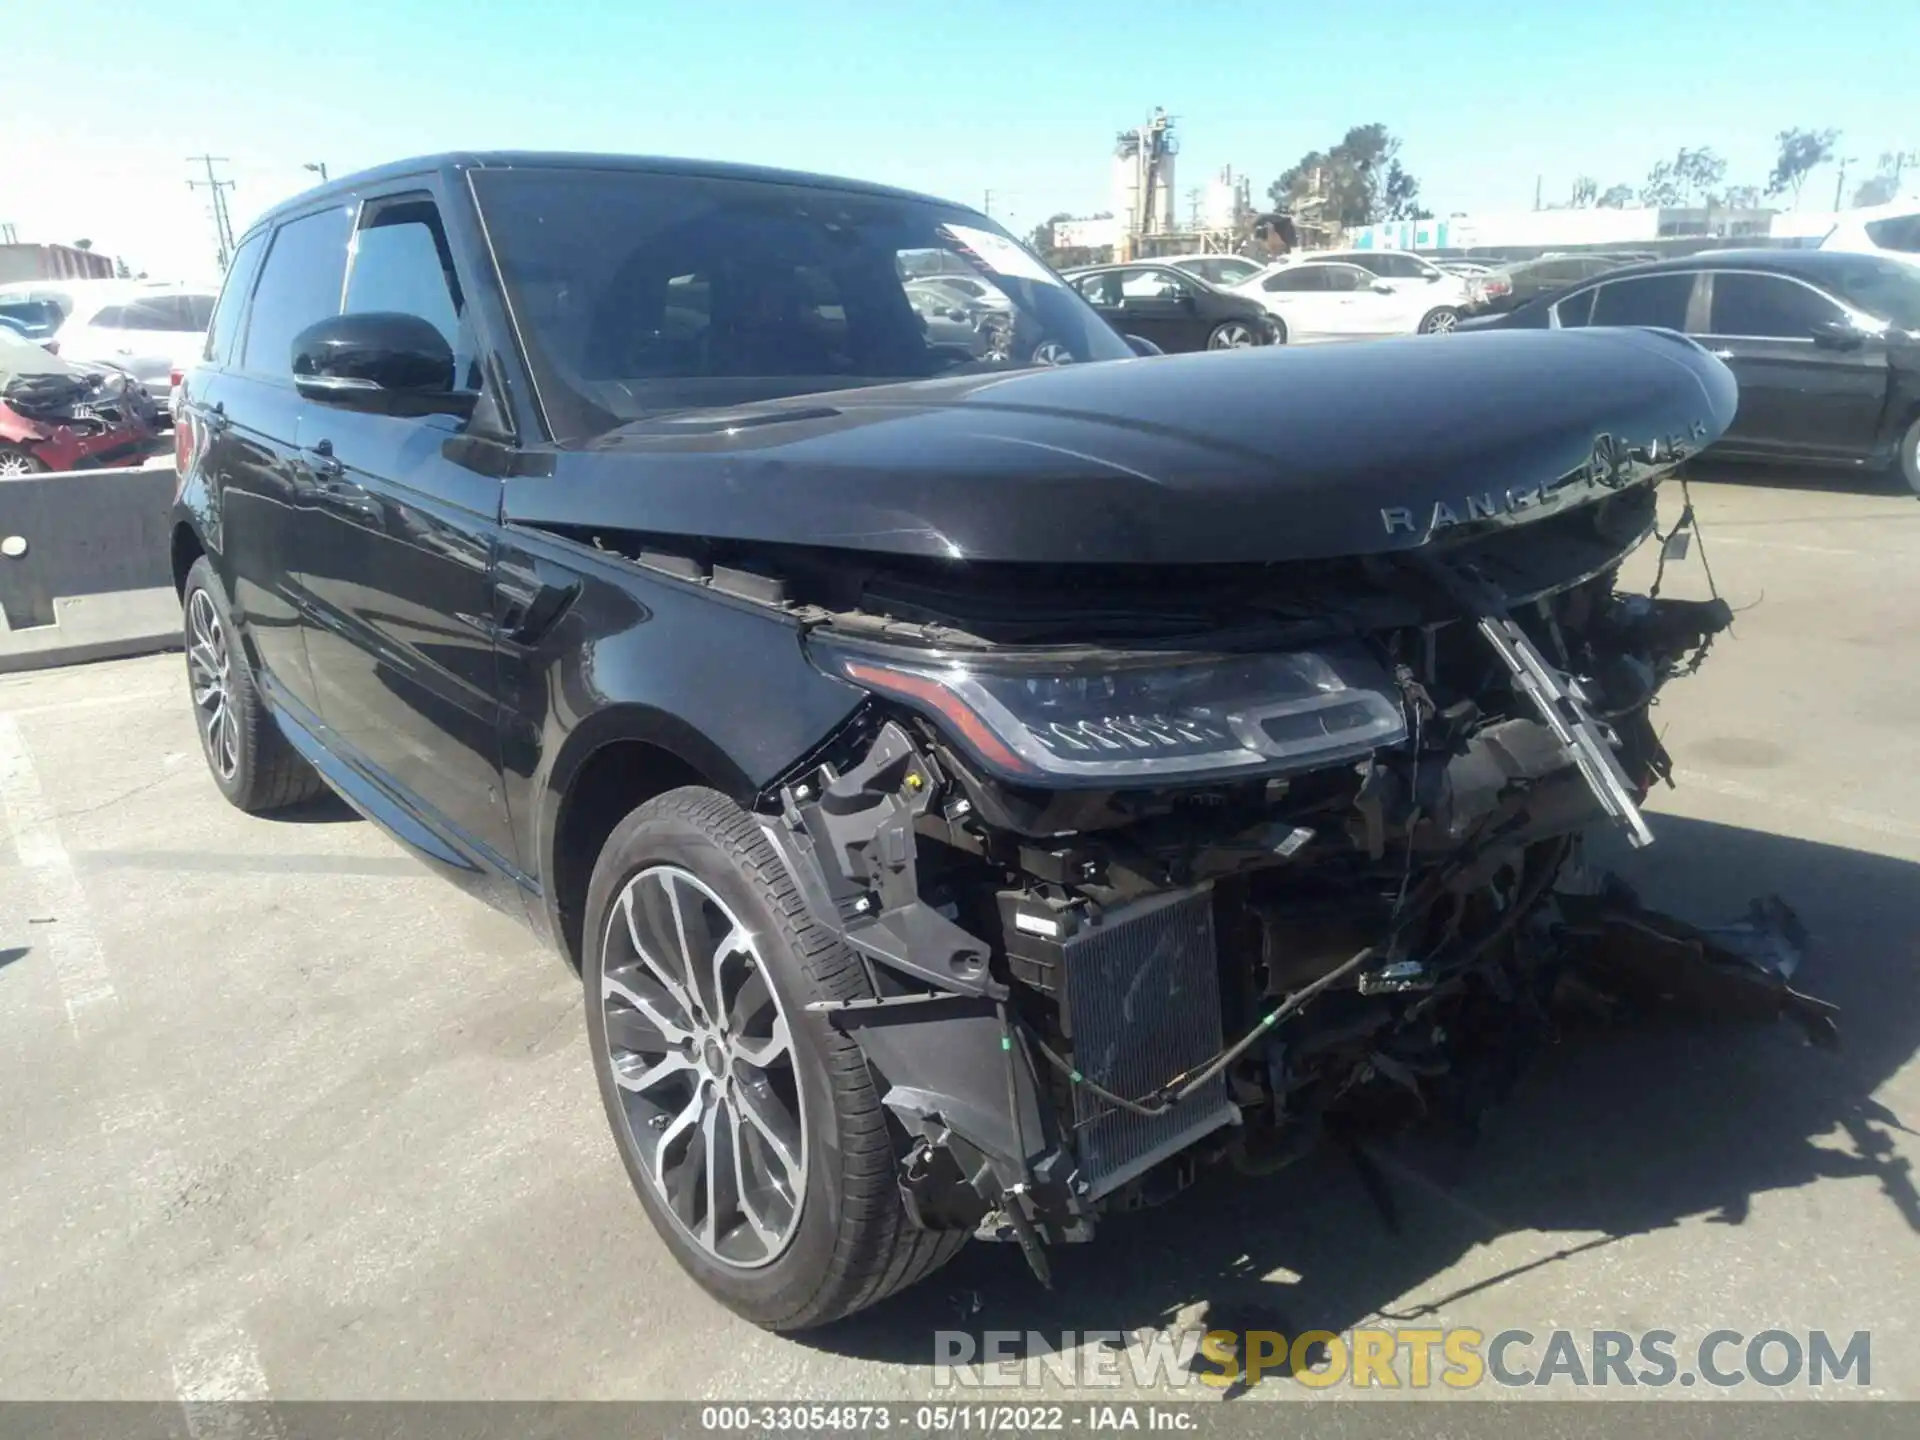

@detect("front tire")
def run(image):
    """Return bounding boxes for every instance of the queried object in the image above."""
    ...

[182,556,324,813]
[0,444,47,477]
[1420,307,1460,335]
[1899,413,1920,497]
[583,786,965,1330]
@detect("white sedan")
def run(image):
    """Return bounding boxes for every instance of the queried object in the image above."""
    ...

[1230,261,1464,341]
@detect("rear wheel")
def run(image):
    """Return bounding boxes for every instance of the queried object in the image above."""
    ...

[0,445,46,477]
[1899,414,1920,497]
[1207,320,1261,349]
[583,786,965,1330]
[1420,307,1460,335]
[182,557,324,813]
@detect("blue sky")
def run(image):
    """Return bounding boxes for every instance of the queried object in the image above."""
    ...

[2,0,1911,279]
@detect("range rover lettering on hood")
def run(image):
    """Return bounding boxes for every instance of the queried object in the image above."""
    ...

[1379,420,1715,539]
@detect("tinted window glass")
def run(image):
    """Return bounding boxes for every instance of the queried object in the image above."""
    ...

[1588,274,1694,328]
[1324,266,1370,292]
[1707,273,1843,338]
[1553,287,1598,327]
[112,295,192,330]
[472,168,1129,441]
[240,206,353,377]
[1265,268,1324,292]
[204,231,267,365]
[1863,213,1920,253]
[344,201,463,355]
[1076,273,1123,306]
[90,304,131,328]
[186,295,216,330]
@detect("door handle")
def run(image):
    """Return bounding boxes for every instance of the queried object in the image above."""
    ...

[301,438,344,479]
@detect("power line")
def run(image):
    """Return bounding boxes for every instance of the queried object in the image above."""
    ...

[186,155,237,272]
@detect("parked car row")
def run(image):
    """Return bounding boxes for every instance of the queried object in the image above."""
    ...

[0,278,214,429]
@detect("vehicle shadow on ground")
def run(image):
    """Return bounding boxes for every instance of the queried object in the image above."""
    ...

[1686,457,1916,500]
[271,791,361,824]
[807,814,1920,1379]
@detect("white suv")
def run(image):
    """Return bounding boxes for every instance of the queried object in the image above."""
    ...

[0,280,215,402]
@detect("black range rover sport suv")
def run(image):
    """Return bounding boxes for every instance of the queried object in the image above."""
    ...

[173,152,1806,1331]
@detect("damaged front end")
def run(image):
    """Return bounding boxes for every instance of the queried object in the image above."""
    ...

[741,482,1837,1277]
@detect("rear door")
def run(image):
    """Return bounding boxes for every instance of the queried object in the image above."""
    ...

[1257,265,1337,340]
[292,185,522,884]
[1692,270,1890,460]
[203,208,355,716]
[1070,271,1126,332]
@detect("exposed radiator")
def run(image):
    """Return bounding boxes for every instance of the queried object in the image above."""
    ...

[1060,885,1237,1198]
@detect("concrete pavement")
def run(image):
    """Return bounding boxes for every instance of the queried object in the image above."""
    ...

[1,466,1917,1403]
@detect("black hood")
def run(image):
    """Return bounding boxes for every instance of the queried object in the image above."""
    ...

[504,327,1736,565]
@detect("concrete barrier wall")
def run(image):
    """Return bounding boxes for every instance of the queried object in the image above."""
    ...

[0,463,182,673]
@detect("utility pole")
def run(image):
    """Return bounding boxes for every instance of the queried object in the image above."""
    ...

[982,189,994,217]
[1833,157,1856,211]
[186,155,237,271]
[304,161,330,183]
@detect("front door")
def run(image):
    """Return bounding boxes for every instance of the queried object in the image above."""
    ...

[1694,271,1891,461]
[1116,267,1207,351]
[292,188,523,895]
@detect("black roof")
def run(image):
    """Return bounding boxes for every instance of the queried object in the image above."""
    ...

[244,151,968,238]
[1557,247,1870,285]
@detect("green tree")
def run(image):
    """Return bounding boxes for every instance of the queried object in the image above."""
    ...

[1267,124,1423,227]
[1596,183,1636,209]
[1765,127,1839,205]
[1028,212,1073,252]
[1642,148,1727,207]
[1570,175,1599,207]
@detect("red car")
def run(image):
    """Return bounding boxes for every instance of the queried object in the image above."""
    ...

[0,326,154,475]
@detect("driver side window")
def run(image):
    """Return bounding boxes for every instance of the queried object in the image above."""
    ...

[344,196,472,385]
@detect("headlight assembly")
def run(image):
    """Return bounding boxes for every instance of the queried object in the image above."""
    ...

[809,636,1408,788]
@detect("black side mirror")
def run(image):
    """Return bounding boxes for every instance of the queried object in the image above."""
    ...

[1373,282,1396,294]
[1124,333,1164,357]
[291,311,475,418]
[1810,318,1866,350]
[1424,272,1440,282]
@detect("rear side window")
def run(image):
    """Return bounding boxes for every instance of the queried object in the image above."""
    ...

[203,232,267,365]
[1324,266,1370,292]
[97,295,194,331]
[1588,274,1694,329]
[240,206,353,378]
[1706,273,1844,338]
[1076,273,1122,306]
[1264,268,1325,292]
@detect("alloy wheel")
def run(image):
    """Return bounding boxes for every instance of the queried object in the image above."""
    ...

[0,448,40,478]
[187,589,239,780]
[1424,310,1459,334]
[600,864,806,1268]
[1209,322,1258,349]
[1031,340,1074,366]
